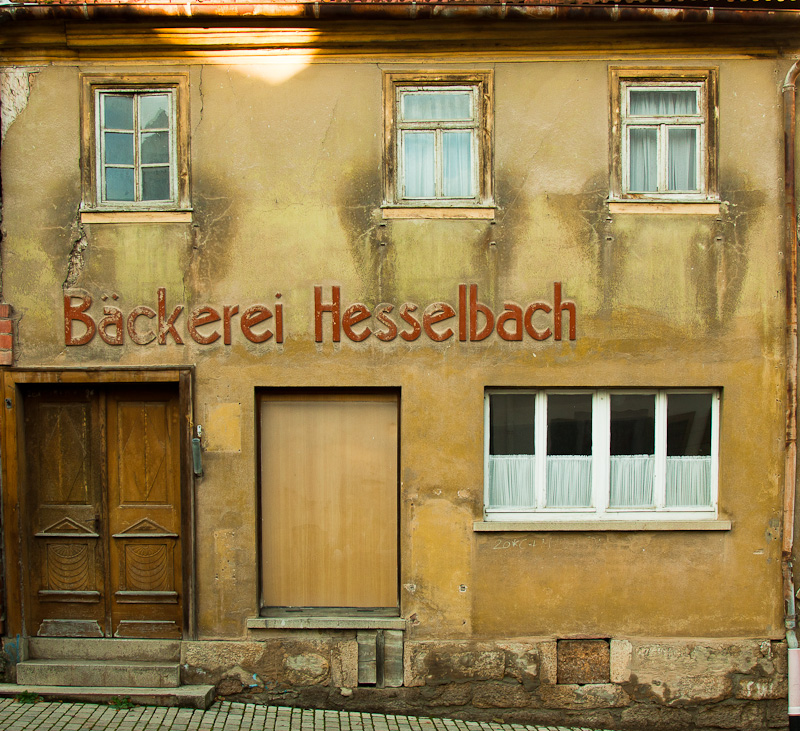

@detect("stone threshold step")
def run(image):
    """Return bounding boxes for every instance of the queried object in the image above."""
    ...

[0,684,215,709]
[17,659,180,688]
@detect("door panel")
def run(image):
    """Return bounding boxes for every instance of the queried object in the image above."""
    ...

[24,388,105,637]
[22,384,183,639]
[260,392,399,610]
[107,388,182,638]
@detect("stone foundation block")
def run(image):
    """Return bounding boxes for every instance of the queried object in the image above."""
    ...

[537,682,630,710]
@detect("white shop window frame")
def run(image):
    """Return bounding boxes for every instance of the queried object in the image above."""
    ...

[621,81,707,200]
[95,87,179,208]
[483,389,720,522]
[396,84,481,204]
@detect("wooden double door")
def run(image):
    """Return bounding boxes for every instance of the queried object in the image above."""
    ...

[22,384,183,639]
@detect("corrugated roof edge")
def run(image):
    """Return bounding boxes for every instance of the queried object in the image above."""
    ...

[1,0,800,21]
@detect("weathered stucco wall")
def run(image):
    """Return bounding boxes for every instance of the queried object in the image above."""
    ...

[0,30,791,727]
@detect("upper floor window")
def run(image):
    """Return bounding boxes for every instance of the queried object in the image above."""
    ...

[383,72,493,212]
[485,389,720,522]
[611,69,718,202]
[81,75,190,212]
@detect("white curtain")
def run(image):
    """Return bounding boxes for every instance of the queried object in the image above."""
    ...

[546,455,592,507]
[403,132,435,198]
[629,128,657,192]
[609,455,654,507]
[488,455,535,508]
[629,90,696,116]
[666,455,711,507]
[667,128,697,191]
[442,131,472,198]
[402,92,471,121]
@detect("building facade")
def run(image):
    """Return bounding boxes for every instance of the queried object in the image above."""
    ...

[0,2,798,728]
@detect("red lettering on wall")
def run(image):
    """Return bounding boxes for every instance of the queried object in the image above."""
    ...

[469,284,494,341]
[374,304,398,342]
[423,303,456,342]
[524,302,552,341]
[496,303,523,341]
[458,284,467,342]
[64,292,96,346]
[315,286,341,343]
[554,282,576,341]
[399,303,422,342]
[343,303,372,342]
[188,306,221,345]
[275,295,284,344]
[223,305,239,345]
[127,306,157,345]
[98,306,124,346]
[157,288,184,345]
[241,305,273,343]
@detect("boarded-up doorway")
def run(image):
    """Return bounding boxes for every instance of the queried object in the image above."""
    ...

[21,383,183,639]
[259,391,399,612]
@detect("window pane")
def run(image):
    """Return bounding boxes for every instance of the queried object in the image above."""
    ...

[442,131,473,198]
[401,92,472,121]
[629,128,657,192]
[104,132,134,165]
[667,128,698,191]
[609,395,655,507]
[142,167,170,201]
[546,394,592,507]
[611,395,655,455]
[667,394,711,457]
[402,132,435,198]
[141,132,170,164]
[103,94,134,130]
[140,94,170,129]
[666,394,712,507]
[490,394,534,455]
[629,89,697,116]
[105,167,134,201]
[488,456,536,509]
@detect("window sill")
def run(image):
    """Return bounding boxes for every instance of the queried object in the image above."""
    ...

[608,200,720,215]
[80,210,192,224]
[247,616,407,630]
[381,206,495,221]
[474,519,732,532]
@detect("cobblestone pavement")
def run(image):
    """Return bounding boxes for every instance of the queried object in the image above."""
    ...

[0,699,610,731]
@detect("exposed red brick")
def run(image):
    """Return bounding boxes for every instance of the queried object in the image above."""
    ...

[0,334,13,350]
[0,304,13,319]
[0,320,13,335]
[0,352,12,366]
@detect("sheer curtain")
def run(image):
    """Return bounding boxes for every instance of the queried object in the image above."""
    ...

[546,455,592,507]
[629,128,657,192]
[488,455,535,508]
[403,132,435,198]
[666,455,711,506]
[442,131,472,198]
[628,89,698,193]
[667,128,697,191]
[609,455,654,507]
[401,91,473,199]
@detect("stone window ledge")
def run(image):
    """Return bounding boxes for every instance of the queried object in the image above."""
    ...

[474,519,732,532]
[247,616,407,631]
[80,210,192,224]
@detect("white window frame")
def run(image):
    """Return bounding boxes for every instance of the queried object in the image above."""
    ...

[95,88,178,207]
[483,388,720,522]
[396,84,481,203]
[621,82,706,199]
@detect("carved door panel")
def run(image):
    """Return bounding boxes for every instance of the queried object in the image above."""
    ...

[107,387,183,639]
[24,387,106,638]
[23,385,183,639]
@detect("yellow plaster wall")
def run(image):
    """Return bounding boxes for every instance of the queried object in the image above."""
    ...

[0,50,787,640]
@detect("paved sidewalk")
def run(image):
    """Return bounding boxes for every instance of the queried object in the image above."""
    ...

[0,698,609,731]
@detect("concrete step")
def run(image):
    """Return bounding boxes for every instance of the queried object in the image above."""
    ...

[16,659,181,688]
[0,683,215,709]
[28,637,180,662]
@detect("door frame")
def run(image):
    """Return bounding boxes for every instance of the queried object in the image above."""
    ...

[1,367,196,640]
